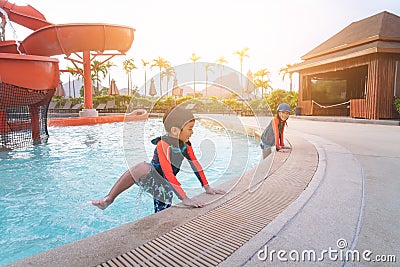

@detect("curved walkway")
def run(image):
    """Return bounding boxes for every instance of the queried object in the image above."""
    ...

[222,131,365,266]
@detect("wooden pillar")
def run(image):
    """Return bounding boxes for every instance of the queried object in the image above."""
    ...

[366,56,379,119]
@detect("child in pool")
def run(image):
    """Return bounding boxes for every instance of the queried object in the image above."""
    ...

[92,105,225,213]
[260,103,292,159]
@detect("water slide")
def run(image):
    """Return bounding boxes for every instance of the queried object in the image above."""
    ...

[0,0,134,147]
[0,0,134,87]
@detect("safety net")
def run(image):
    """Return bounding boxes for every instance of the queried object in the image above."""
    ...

[0,82,55,151]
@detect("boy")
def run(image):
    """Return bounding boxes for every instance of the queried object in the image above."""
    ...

[92,105,225,212]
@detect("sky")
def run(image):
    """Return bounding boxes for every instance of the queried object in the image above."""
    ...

[4,0,400,93]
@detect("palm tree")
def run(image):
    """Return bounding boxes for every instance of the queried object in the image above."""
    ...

[104,61,116,87]
[123,58,137,95]
[151,56,169,96]
[91,60,108,96]
[253,68,272,98]
[280,63,294,92]
[189,52,201,98]
[216,56,228,87]
[204,64,214,97]
[161,66,175,96]
[234,47,250,97]
[141,59,150,96]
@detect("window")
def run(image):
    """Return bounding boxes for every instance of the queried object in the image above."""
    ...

[311,79,347,104]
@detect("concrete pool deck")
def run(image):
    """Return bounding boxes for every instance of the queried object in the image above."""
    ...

[6,114,398,266]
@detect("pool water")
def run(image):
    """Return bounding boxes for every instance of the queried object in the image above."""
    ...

[0,118,260,265]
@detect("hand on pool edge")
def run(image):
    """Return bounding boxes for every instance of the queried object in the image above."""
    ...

[182,196,204,208]
[204,185,226,195]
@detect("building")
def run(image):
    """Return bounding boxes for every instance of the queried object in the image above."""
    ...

[289,11,400,120]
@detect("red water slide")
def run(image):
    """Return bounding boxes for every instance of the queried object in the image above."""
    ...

[0,0,134,146]
[0,0,134,98]
[0,0,51,30]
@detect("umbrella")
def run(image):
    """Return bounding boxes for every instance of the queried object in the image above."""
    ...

[172,78,182,97]
[149,78,157,96]
[108,79,120,96]
[55,81,66,97]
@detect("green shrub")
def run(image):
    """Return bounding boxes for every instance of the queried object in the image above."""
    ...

[265,89,298,114]
[395,97,400,114]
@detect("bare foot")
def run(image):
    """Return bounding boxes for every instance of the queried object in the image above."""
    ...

[91,196,112,210]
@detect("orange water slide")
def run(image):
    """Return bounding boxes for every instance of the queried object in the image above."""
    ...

[0,53,59,90]
[0,53,58,136]
[1,1,136,146]
[0,0,52,30]
[0,23,135,56]
[22,23,135,56]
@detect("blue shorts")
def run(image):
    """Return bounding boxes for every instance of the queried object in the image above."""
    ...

[138,164,174,213]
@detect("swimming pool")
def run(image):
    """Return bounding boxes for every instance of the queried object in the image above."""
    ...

[0,118,260,265]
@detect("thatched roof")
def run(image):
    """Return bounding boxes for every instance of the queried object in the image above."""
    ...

[290,11,400,72]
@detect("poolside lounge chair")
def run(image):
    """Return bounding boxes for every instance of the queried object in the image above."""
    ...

[48,101,58,109]
[70,103,83,111]
[47,101,59,113]
[96,103,106,110]
[62,100,72,109]
[106,100,115,109]
[49,101,58,109]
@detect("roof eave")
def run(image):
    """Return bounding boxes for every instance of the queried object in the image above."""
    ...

[301,35,400,60]
[289,47,377,72]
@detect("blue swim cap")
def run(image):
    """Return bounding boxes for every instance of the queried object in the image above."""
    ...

[277,103,291,113]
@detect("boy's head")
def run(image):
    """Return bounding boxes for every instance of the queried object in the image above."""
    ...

[163,106,195,133]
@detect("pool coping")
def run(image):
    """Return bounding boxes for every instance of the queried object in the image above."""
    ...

[5,114,318,267]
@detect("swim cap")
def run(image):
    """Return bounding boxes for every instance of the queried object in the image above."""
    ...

[277,103,291,113]
[163,106,195,132]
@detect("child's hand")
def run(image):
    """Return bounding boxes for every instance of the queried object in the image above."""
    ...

[182,197,204,208]
[204,185,226,195]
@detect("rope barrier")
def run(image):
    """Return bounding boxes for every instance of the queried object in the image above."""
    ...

[312,100,350,109]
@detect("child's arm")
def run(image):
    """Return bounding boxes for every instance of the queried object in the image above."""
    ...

[157,141,208,207]
[186,144,226,195]
[279,123,285,147]
[278,123,291,150]
[185,144,209,186]
[157,140,187,200]
[272,118,282,151]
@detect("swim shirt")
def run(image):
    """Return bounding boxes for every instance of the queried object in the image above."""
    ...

[150,136,208,199]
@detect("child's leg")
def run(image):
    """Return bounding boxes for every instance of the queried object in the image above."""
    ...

[92,162,151,210]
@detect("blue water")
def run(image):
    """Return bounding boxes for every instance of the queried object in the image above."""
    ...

[0,118,260,265]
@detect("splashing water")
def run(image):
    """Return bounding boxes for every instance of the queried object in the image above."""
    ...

[0,7,24,54]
